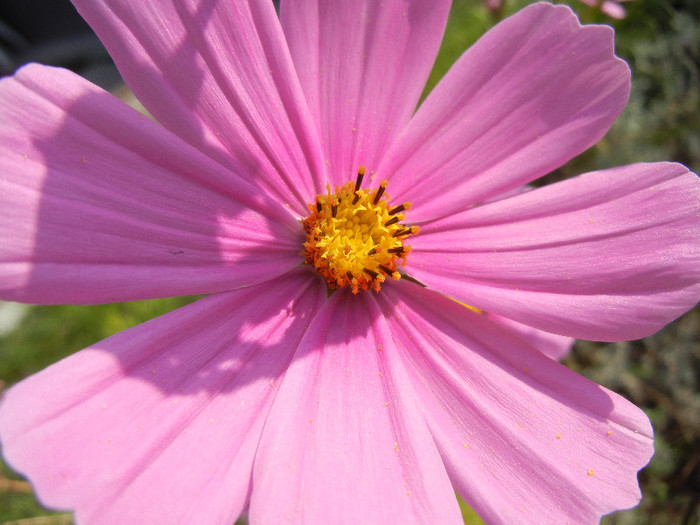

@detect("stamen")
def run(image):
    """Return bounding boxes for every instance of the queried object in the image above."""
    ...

[352,166,366,205]
[363,268,378,279]
[388,247,404,254]
[384,216,400,227]
[389,202,411,215]
[378,264,393,275]
[347,271,354,281]
[332,203,338,218]
[373,180,388,205]
[367,248,378,256]
[392,226,419,238]
[316,201,322,213]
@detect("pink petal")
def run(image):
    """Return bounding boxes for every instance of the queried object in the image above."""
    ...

[0,271,324,525]
[280,0,450,188]
[71,0,326,215]
[0,65,302,305]
[249,289,463,524]
[379,2,630,222]
[409,163,700,341]
[380,281,654,524]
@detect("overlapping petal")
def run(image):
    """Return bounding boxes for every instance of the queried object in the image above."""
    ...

[379,2,630,222]
[0,64,302,305]
[71,0,326,214]
[380,281,654,524]
[250,289,463,525]
[409,163,700,340]
[0,271,324,525]
[280,0,451,186]
[489,314,575,361]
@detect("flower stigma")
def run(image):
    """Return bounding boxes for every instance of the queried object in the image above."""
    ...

[302,167,418,293]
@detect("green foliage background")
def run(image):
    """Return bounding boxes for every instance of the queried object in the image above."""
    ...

[1,0,698,523]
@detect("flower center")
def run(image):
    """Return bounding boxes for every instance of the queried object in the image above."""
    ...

[301,167,418,293]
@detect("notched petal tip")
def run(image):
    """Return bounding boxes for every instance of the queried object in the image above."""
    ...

[409,162,700,341]
[381,281,654,524]
[380,0,632,222]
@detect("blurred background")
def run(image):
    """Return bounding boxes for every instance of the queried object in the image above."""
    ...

[0,0,698,523]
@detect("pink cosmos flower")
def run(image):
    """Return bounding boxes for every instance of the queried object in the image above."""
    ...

[579,0,634,20]
[0,1,698,524]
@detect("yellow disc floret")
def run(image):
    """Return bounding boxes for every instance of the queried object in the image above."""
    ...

[301,167,418,293]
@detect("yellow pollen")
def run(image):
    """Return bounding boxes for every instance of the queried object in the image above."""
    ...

[301,167,417,293]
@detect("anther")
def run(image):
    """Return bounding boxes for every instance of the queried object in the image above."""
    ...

[392,226,419,237]
[389,202,411,215]
[316,201,322,213]
[388,247,404,254]
[352,166,366,205]
[378,264,393,275]
[384,216,400,227]
[355,167,366,190]
[347,271,354,282]
[373,180,388,205]
[367,248,378,256]
[332,204,338,218]
[363,268,378,279]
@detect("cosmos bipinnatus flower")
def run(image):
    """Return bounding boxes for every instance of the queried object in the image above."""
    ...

[0,1,698,524]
